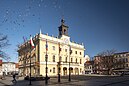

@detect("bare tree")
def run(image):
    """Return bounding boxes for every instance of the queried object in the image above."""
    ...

[96,49,118,75]
[97,49,117,56]
[0,33,10,61]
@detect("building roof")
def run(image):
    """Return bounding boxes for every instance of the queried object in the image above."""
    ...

[2,62,15,64]
[94,51,129,57]
[85,61,94,65]
[114,52,129,55]
[18,32,85,50]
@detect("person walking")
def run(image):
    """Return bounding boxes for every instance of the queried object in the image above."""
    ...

[12,73,17,83]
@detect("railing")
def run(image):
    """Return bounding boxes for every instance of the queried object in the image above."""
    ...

[60,61,79,66]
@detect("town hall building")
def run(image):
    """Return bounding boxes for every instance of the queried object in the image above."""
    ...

[18,19,85,76]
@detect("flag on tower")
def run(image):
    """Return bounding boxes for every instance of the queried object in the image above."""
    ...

[30,35,35,48]
[46,39,48,51]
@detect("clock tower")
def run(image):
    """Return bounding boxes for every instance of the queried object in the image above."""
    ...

[58,19,69,38]
[58,19,70,44]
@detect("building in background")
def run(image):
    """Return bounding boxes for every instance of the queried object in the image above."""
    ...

[113,52,129,74]
[84,61,94,74]
[94,52,129,75]
[15,63,19,74]
[2,62,18,75]
[84,55,94,74]
[18,19,85,76]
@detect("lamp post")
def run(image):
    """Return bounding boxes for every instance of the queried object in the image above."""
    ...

[45,39,48,85]
[58,43,61,82]
[58,62,61,82]
[45,54,48,84]
[58,59,61,82]
[68,45,71,82]
[29,35,35,85]
[68,57,71,82]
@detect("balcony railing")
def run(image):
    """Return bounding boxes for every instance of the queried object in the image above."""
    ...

[60,61,79,66]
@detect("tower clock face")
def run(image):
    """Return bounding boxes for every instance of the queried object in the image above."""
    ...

[64,38,69,44]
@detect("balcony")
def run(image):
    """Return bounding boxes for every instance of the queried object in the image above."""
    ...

[60,61,79,66]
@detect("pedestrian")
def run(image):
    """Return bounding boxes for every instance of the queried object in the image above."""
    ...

[12,73,17,83]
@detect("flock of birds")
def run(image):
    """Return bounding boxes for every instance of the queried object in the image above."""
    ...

[0,0,64,31]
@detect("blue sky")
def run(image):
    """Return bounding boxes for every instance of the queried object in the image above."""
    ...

[0,0,129,62]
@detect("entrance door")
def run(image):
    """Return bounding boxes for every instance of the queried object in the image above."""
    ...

[75,68,79,75]
[63,67,67,75]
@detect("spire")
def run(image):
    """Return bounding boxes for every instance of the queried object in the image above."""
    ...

[61,15,65,25]
[61,18,65,25]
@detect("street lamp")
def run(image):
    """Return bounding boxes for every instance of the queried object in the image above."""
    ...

[68,58,71,81]
[45,54,48,84]
[58,63,61,82]
[58,43,61,82]
[45,39,48,85]
[68,45,72,82]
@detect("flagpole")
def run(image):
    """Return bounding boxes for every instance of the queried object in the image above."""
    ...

[68,45,71,82]
[29,36,32,85]
[45,39,48,85]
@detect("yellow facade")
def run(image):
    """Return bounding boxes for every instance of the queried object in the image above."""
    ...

[18,20,85,76]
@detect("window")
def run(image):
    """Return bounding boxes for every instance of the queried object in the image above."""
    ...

[71,58,73,62]
[53,67,55,73]
[52,46,55,50]
[76,58,77,63]
[65,57,67,62]
[70,50,72,54]
[126,58,128,62]
[80,52,81,55]
[126,64,128,67]
[75,51,77,54]
[53,55,55,62]
[80,68,82,73]
[60,56,62,61]
[65,49,67,52]
[64,29,66,34]
[80,59,82,64]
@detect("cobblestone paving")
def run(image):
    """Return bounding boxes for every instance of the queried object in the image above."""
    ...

[0,75,129,86]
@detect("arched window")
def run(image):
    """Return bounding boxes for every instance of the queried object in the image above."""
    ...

[80,68,82,73]
[64,29,66,34]
[60,56,62,61]
[71,58,73,62]
[76,58,77,63]
[50,69,52,72]
[53,55,55,62]
[53,67,55,73]
[65,57,67,62]
[80,52,81,55]
[80,59,82,64]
